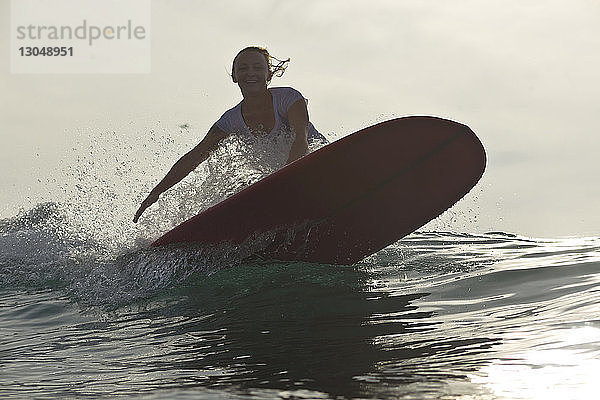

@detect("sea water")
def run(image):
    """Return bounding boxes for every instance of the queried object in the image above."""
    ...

[1,128,599,399]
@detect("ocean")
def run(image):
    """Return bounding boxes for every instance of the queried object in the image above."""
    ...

[1,202,599,399]
[1,136,599,399]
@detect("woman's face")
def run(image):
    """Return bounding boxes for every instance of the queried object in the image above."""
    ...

[233,51,270,95]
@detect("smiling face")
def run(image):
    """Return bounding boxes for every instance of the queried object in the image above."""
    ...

[232,50,272,96]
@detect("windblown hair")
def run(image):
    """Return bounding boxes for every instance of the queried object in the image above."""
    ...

[231,46,290,83]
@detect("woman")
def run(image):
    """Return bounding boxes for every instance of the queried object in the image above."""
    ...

[133,46,327,223]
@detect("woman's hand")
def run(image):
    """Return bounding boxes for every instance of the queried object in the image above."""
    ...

[286,137,308,164]
[133,191,160,223]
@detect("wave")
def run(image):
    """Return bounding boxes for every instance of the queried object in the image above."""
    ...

[1,206,599,398]
[2,199,598,314]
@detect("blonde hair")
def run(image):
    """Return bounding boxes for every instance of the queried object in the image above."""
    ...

[231,46,290,83]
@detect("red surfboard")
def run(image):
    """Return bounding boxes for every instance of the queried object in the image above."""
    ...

[152,116,486,264]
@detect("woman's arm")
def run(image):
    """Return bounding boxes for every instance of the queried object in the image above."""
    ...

[286,98,310,164]
[133,125,228,223]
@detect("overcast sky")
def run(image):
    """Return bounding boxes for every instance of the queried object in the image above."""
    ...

[1,0,599,238]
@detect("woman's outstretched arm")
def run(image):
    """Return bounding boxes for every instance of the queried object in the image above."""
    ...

[133,125,228,223]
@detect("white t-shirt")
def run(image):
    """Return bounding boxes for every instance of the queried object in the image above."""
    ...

[214,86,326,142]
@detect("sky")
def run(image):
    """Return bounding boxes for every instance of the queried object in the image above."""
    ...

[1,0,599,238]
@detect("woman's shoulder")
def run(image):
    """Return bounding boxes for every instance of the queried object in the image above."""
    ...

[215,102,243,132]
[270,87,305,111]
[270,86,302,96]
[222,101,242,115]
[218,101,243,120]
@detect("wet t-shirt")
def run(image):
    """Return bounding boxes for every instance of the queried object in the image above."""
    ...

[214,87,327,142]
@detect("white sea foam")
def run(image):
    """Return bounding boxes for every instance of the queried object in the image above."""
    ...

[0,122,328,307]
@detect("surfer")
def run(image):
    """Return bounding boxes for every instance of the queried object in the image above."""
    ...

[133,46,327,223]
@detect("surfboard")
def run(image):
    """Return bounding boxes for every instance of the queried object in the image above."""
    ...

[151,116,486,264]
